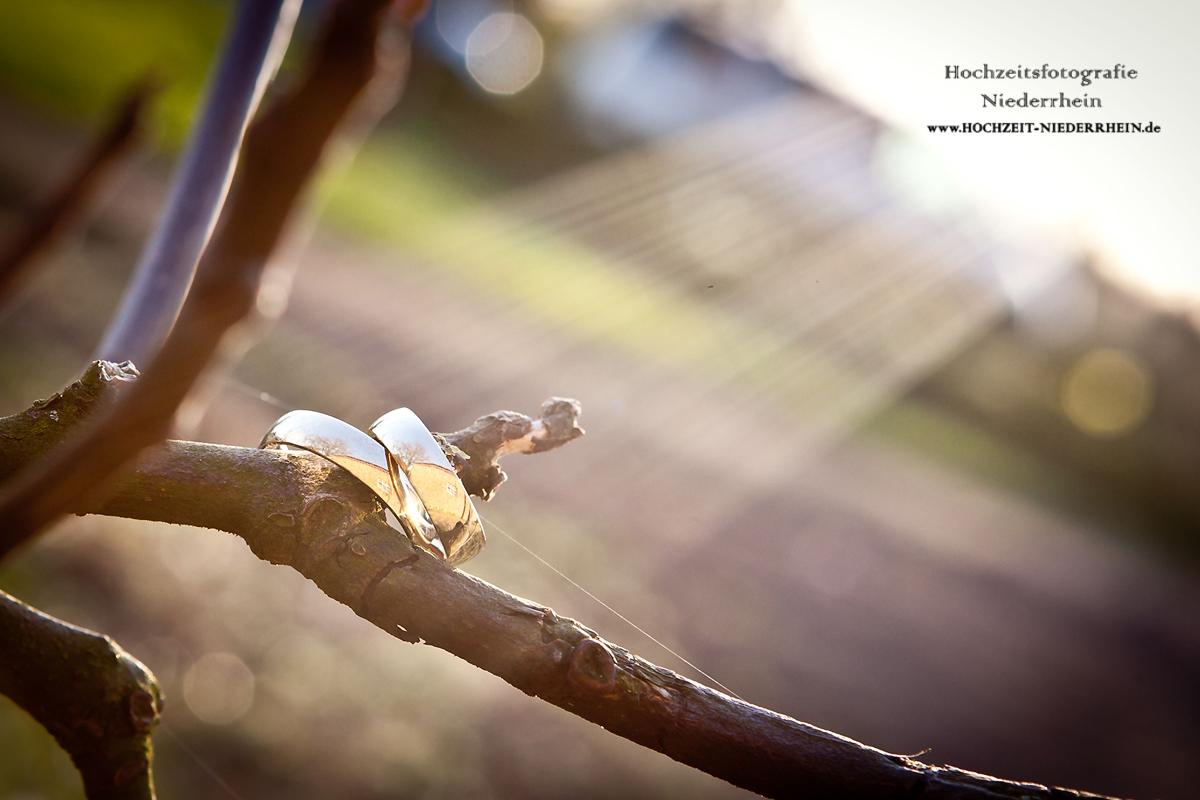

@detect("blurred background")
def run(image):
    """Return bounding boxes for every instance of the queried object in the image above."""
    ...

[1,1,1198,799]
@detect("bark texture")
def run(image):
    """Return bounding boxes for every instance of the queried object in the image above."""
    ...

[0,592,160,800]
[0,364,1118,800]
[0,0,425,558]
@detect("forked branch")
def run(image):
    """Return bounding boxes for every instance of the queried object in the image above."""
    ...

[0,0,428,559]
[0,364,1118,800]
[0,0,1124,796]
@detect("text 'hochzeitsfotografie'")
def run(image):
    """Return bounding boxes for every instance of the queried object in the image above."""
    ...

[945,63,1137,108]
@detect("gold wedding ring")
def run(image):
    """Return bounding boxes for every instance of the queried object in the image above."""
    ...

[260,408,484,565]
[369,408,486,565]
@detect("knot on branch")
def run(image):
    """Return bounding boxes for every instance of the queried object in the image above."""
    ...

[128,688,159,733]
[568,638,617,695]
[293,493,361,573]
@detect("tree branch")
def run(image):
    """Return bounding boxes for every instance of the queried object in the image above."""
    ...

[0,80,154,312]
[0,591,161,800]
[0,0,428,559]
[0,365,1118,800]
[94,0,301,364]
[440,397,585,500]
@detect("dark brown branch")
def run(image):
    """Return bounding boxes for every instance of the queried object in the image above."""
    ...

[0,0,428,559]
[0,366,1118,800]
[0,361,577,503]
[0,80,154,311]
[0,591,161,800]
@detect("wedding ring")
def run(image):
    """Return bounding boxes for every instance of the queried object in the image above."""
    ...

[369,408,486,566]
[260,410,448,560]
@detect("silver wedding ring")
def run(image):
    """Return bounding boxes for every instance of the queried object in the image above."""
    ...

[260,408,485,565]
[369,409,486,565]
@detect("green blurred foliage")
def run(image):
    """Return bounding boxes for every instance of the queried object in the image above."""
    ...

[0,705,83,800]
[0,0,802,396]
[0,0,226,145]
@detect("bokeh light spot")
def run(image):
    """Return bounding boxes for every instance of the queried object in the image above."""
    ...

[183,652,255,725]
[465,13,544,95]
[1060,348,1153,438]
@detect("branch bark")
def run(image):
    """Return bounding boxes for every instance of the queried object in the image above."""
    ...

[0,0,427,559]
[94,0,301,364]
[0,364,1118,800]
[0,591,161,800]
[439,398,585,500]
[0,80,154,312]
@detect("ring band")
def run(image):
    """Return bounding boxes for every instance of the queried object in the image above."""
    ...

[260,409,446,559]
[370,408,485,565]
[260,408,485,565]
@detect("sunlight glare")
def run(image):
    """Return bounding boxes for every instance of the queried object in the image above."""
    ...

[465,12,545,95]
[1060,348,1153,437]
[183,652,256,725]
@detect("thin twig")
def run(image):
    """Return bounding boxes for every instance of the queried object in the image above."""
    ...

[0,80,155,312]
[0,0,428,560]
[439,397,585,499]
[94,0,302,364]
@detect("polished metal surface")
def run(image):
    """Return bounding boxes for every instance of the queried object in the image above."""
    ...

[260,410,445,558]
[370,408,486,565]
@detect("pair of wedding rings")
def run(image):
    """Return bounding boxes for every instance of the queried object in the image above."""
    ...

[260,408,485,565]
